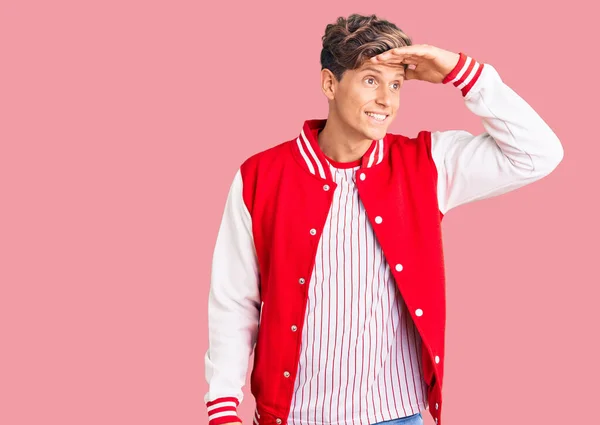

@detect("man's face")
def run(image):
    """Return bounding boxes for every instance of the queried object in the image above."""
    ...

[324,60,405,141]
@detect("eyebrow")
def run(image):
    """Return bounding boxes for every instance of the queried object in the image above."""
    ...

[360,66,405,78]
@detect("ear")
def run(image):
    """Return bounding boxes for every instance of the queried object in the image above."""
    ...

[320,68,336,100]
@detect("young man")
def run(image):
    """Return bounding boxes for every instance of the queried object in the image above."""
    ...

[203,14,563,425]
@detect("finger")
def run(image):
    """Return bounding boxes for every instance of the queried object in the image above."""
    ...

[405,68,417,80]
[392,44,430,55]
[399,56,418,64]
[371,52,413,63]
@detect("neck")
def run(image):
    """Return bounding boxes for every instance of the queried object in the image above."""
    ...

[317,113,372,163]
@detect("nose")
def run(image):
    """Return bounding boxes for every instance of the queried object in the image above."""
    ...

[376,85,393,108]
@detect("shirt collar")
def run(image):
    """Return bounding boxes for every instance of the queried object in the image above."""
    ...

[294,118,386,181]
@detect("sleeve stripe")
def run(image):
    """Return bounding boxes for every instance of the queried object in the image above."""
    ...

[206,397,241,424]
[442,52,485,97]
[455,57,476,87]
[208,413,242,425]
[206,396,240,408]
[208,402,238,413]
[460,62,484,97]
[209,410,239,421]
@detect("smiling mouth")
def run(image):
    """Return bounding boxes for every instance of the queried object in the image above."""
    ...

[365,111,388,123]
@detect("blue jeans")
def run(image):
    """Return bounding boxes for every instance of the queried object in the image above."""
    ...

[370,412,423,425]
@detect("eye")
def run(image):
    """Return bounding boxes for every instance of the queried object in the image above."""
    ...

[366,77,377,85]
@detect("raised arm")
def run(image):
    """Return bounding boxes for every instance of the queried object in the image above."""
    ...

[370,47,564,215]
[431,53,564,214]
[204,168,261,425]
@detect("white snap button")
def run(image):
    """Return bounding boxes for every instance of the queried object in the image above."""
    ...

[276,419,282,424]
[375,216,383,224]
[283,371,290,378]
[359,172,366,181]
[395,264,403,272]
[435,403,439,410]
[299,278,305,284]
[323,184,330,191]
[291,325,297,332]
[435,355,440,363]
[435,418,438,424]
[310,228,316,235]
[415,309,423,316]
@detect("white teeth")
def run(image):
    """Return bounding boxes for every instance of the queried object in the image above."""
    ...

[366,112,386,121]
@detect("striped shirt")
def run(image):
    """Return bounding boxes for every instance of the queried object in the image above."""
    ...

[284,160,429,425]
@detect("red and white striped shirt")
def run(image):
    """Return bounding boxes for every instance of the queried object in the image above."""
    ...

[284,159,427,425]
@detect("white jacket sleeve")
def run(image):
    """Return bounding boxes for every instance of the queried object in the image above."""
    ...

[204,168,261,425]
[431,54,565,215]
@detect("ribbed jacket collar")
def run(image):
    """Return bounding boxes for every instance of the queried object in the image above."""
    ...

[292,118,387,182]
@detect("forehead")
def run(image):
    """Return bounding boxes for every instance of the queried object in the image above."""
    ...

[356,63,405,78]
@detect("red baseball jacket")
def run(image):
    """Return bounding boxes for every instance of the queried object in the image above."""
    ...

[204,53,564,425]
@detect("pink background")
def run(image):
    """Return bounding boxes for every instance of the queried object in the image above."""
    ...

[1,1,598,424]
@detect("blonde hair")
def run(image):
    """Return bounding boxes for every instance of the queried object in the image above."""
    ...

[320,13,413,82]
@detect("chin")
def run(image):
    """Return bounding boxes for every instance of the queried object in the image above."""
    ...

[362,124,388,140]
[361,116,391,139]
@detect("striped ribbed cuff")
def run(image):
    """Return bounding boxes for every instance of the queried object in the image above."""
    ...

[442,52,484,97]
[206,397,242,425]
